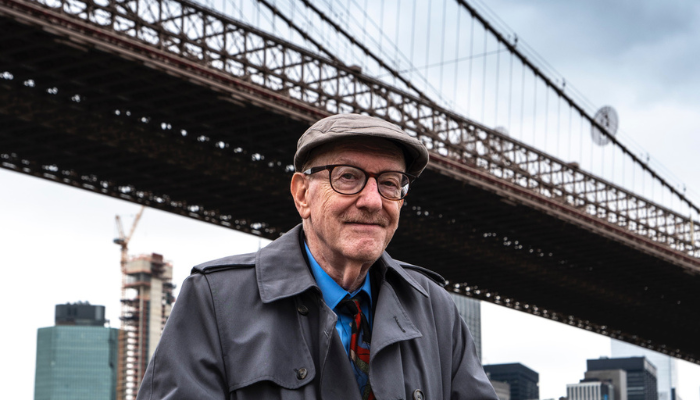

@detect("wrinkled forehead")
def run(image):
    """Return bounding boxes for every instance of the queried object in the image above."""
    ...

[304,137,407,170]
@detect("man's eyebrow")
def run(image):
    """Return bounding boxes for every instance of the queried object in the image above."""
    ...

[332,157,404,169]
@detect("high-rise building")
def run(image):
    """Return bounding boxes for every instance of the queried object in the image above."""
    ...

[588,357,658,400]
[55,302,108,326]
[118,253,174,400]
[483,363,539,400]
[34,302,119,400]
[612,340,678,400]
[670,388,682,400]
[449,293,482,360]
[585,369,628,400]
[491,380,512,400]
[567,379,616,400]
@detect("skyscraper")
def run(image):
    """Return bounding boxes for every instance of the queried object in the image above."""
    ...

[492,380,512,400]
[588,357,658,400]
[611,340,678,400]
[449,293,482,360]
[585,369,628,400]
[567,379,616,400]
[483,363,540,400]
[34,302,119,400]
[118,253,174,400]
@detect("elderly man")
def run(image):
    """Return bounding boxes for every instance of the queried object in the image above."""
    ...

[137,114,497,400]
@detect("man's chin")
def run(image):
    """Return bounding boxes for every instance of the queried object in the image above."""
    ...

[341,241,386,264]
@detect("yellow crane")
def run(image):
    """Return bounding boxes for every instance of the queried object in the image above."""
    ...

[114,206,146,272]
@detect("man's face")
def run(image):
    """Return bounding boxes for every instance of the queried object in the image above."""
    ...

[294,139,405,266]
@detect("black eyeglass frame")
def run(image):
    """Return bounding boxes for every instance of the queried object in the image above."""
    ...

[302,164,417,201]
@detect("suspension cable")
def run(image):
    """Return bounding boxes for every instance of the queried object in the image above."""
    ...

[293,0,431,100]
[452,0,698,213]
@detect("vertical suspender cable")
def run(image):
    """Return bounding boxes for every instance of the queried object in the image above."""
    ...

[363,0,369,67]
[410,0,417,83]
[394,0,401,69]
[568,104,572,162]
[467,15,474,117]
[481,28,487,123]
[271,0,275,32]
[532,70,537,144]
[424,0,433,92]
[379,0,385,55]
[520,62,525,139]
[556,94,561,156]
[544,84,549,152]
[579,113,584,170]
[494,42,500,127]
[508,52,513,133]
[590,118,595,177]
[439,0,447,96]
[452,7,462,109]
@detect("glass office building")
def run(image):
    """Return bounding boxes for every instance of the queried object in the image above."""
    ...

[611,340,677,400]
[588,357,658,400]
[34,304,119,400]
[449,293,482,360]
[483,363,540,400]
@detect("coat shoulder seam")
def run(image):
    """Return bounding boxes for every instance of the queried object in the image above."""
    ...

[399,263,446,287]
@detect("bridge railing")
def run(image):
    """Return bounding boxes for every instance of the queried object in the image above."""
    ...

[13,0,700,257]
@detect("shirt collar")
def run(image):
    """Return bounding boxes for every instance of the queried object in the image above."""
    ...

[253,224,427,304]
[305,242,372,310]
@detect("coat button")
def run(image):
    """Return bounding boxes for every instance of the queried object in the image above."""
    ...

[413,389,424,400]
[297,305,309,315]
[296,368,308,380]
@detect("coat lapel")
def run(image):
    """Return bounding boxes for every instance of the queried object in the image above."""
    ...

[369,257,425,400]
[256,224,318,303]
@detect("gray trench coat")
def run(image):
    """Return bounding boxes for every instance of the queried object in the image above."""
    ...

[136,225,498,400]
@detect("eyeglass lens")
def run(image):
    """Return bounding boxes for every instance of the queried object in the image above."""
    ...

[330,165,410,199]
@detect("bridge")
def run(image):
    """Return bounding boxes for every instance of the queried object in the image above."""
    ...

[1,0,698,370]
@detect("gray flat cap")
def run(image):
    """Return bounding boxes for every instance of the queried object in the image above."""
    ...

[294,114,430,177]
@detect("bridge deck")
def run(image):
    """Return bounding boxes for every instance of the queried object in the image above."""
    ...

[1,0,699,362]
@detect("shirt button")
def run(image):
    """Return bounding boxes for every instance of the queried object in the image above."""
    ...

[296,368,308,380]
[297,305,309,315]
[413,389,424,400]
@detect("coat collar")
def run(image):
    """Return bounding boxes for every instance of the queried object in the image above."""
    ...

[255,224,318,303]
[255,224,429,303]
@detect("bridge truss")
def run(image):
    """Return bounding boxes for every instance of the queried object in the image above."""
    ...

[1,0,699,365]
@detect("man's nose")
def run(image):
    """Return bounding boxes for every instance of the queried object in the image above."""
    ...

[355,177,384,211]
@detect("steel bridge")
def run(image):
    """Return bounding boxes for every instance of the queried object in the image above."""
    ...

[1,0,699,367]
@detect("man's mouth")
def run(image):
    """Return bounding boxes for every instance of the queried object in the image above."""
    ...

[345,220,386,227]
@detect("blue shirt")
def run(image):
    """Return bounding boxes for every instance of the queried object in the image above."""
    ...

[304,242,372,355]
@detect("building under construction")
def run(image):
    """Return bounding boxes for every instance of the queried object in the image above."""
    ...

[118,253,175,400]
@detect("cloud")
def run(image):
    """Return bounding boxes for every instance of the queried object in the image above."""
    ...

[485,0,700,105]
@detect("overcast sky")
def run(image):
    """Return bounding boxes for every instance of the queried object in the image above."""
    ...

[481,0,700,201]
[1,0,699,399]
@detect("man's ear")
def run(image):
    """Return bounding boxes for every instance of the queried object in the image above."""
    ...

[290,173,311,219]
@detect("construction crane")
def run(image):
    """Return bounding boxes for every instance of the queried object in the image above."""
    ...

[114,205,146,400]
[114,206,146,272]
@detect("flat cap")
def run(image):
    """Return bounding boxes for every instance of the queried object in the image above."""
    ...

[294,114,430,177]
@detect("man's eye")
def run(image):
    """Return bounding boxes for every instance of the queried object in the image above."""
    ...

[339,172,360,180]
[381,180,398,188]
[380,175,401,189]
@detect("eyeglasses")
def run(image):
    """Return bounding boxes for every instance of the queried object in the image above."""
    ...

[303,164,416,201]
